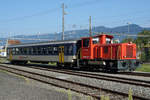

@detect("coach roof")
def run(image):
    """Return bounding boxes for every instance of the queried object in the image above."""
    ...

[7,39,78,48]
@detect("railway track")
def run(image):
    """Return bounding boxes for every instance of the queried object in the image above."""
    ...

[0,65,148,100]
[23,63,150,78]
[3,63,150,88]
[118,72,150,77]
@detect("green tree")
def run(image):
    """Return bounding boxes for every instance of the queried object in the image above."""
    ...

[122,38,134,43]
[135,30,150,46]
[134,30,150,62]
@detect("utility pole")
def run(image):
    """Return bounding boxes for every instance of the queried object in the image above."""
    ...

[89,16,92,36]
[62,3,66,40]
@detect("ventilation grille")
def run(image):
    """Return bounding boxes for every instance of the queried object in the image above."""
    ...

[126,45,133,58]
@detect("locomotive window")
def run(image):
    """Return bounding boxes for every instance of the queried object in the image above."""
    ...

[106,38,113,44]
[92,37,99,44]
[83,39,89,47]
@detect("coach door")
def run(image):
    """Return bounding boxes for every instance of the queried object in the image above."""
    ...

[9,49,13,61]
[59,46,64,63]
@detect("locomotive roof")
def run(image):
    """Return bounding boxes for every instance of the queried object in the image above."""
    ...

[81,34,114,39]
[7,39,79,48]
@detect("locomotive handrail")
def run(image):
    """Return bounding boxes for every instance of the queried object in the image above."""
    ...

[117,46,120,59]
[111,46,112,59]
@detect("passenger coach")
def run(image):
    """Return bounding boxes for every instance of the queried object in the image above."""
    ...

[7,40,80,66]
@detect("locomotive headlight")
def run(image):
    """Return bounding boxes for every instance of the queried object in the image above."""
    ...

[103,61,106,65]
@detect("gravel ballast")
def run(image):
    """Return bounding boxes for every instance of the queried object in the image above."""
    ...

[0,70,86,100]
[1,64,150,99]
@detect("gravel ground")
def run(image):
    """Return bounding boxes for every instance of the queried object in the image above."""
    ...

[0,70,87,100]
[2,64,150,99]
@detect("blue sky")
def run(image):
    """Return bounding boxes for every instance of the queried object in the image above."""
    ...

[0,0,150,37]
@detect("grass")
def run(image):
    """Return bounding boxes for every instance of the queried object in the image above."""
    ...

[136,64,150,72]
[0,58,8,63]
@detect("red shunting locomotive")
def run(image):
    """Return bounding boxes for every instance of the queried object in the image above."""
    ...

[78,34,140,72]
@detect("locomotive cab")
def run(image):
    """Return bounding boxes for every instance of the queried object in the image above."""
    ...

[81,34,113,60]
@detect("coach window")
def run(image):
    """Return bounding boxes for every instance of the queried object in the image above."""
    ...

[18,48,21,54]
[68,45,73,54]
[45,46,48,54]
[15,48,18,55]
[37,47,41,55]
[28,47,31,55]
[41,47,43,55]
[32,47,37,55]
[20,48,23,54]
[22,48,24,54]
[7,49,9,55]
[12,48,16,55]
[21,48,24,54]
[24,48,27,55]
[23,48,26,55]
[42,47,47,55]
[64,46,67,55]
[31,47,34,55]
[7,49,10,55]
[52,47,55,55]
[83,38,89,47]
[48,46,52,55]
[53,47,58,55]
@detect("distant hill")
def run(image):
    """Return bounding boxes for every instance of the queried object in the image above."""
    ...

[0,24,150,45]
